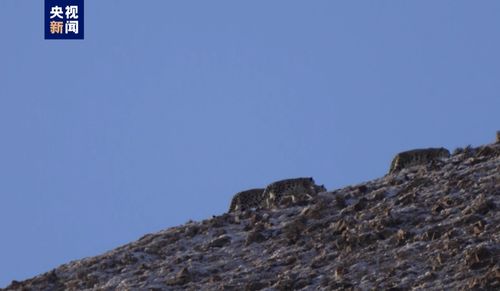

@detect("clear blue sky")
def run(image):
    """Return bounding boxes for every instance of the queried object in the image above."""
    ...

[1,1,499,286]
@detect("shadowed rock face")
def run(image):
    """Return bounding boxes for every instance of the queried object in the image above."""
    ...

[3,142,499,291]
[228,188,265,212]
[389,147,450,174]
[496,131,500,143]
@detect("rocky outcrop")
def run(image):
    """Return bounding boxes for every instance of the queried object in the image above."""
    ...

[3,142,500,290]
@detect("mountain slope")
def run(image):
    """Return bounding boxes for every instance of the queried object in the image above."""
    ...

[3,142,500,290]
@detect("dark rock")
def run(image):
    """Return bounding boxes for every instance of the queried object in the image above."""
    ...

[213,228,226,236]
[283,218,306,244]
[47,270,58,283]
[335,195,347,208]
[281,256,297,266]
[465,246,495,270]
[208,235,231,248]
[300,202,326,220]
[185,225,201,237]
[371,189,386,201]
[244,281,268,291]
[166,267,192,286]
[245,230,266,246]
[432,204,444,214]
[353,197,368,211]
[358,185,368,193]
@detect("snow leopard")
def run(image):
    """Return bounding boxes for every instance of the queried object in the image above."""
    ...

[228,188,266,212]
[389,147,450,174]
[262,177,326,209]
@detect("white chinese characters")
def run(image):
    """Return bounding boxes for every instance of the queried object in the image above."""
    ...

[65,21,79,34]
[49,5,80,35]
[50,6,63,19]
[65,6,79,19]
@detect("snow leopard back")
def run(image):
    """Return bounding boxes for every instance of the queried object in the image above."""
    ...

[228,188,265,212]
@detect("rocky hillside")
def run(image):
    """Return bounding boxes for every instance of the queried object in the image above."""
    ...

[3,140,500,290]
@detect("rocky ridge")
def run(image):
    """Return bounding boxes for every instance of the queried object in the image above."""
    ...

[3,141,500,290]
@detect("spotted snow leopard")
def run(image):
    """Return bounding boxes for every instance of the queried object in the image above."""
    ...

[228,188,266,212]
[262,177,326,209]
[228,177,326,212]
[389,147,450,174]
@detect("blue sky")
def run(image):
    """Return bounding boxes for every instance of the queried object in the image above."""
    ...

[1,1,499,286]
